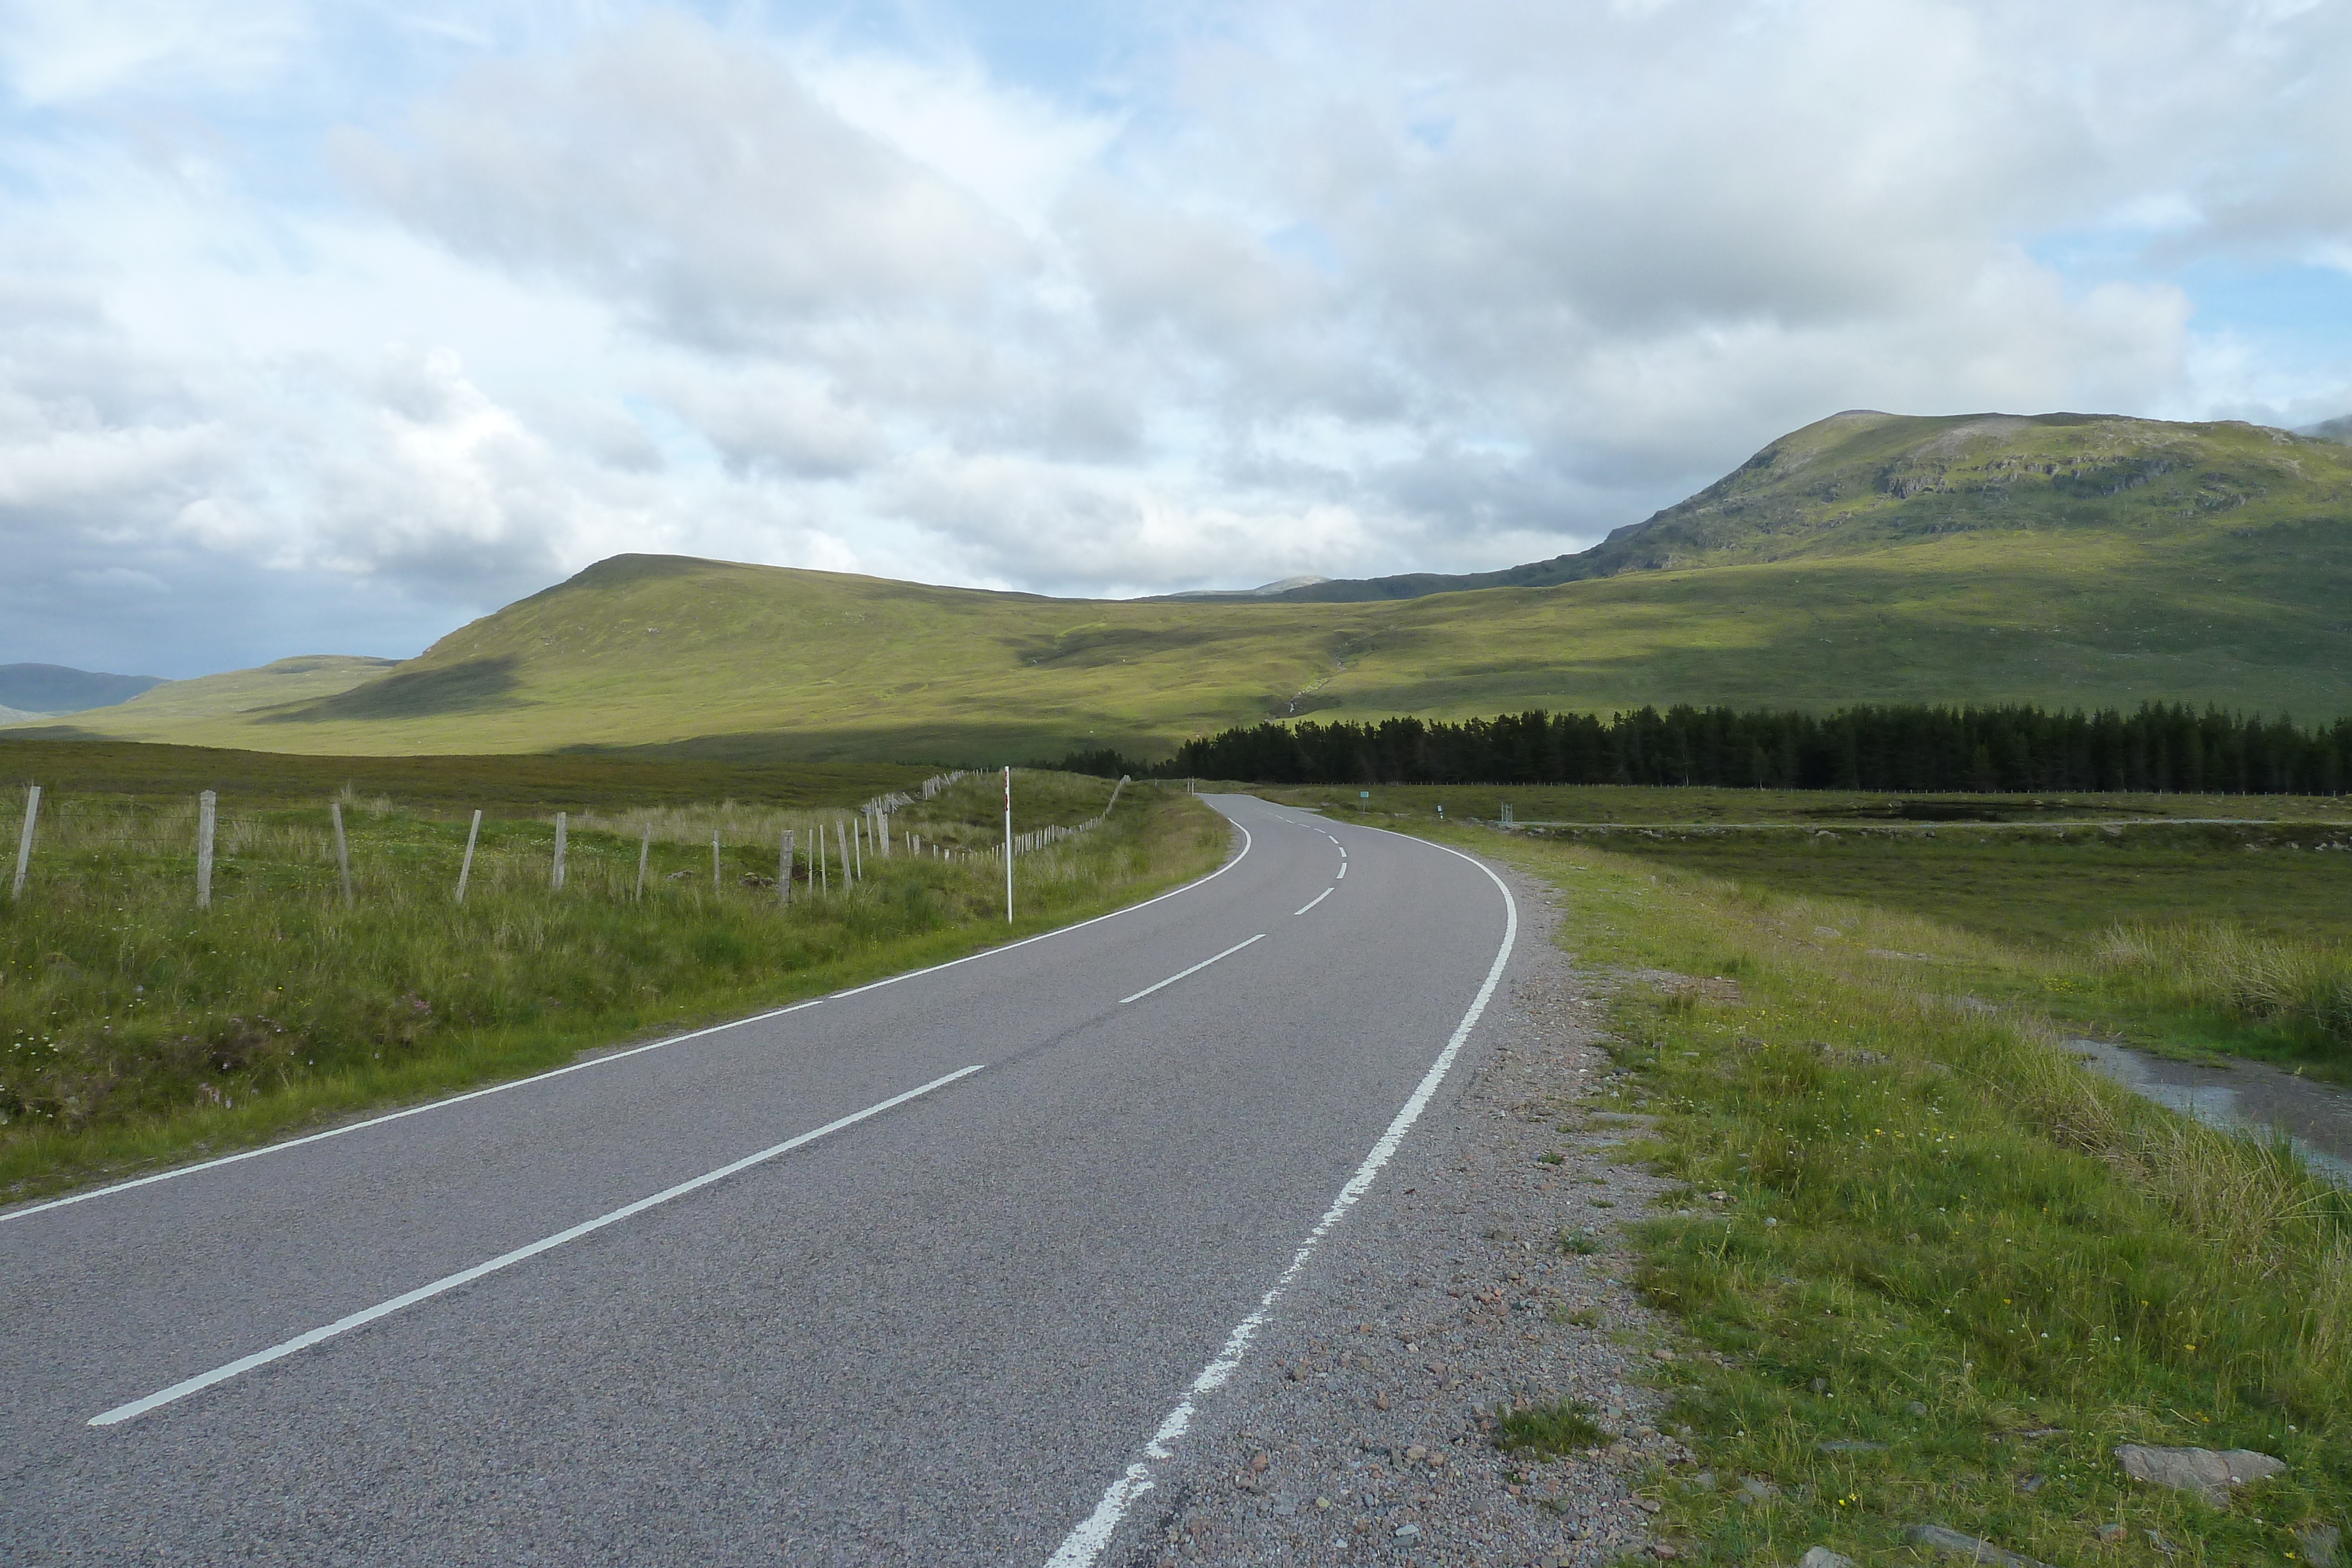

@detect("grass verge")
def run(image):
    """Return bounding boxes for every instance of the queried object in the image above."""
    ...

[1429,824,2351,1565]
[2,774,1227,1203]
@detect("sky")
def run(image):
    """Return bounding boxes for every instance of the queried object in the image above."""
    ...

[3,0,2350,678]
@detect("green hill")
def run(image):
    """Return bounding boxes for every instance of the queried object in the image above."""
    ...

[20,410,2352,762]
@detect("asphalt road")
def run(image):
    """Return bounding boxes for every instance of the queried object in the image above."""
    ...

[0,794,1518,1567]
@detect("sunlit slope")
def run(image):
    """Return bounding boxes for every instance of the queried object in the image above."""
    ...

[1276,408,2352,596]
[29,413,2352,760]
[94,657,397,725]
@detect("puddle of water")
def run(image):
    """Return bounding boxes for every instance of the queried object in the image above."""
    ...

[2067,1038,2352,1189]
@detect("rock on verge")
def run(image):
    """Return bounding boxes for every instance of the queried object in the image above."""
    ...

[1797,1550,1856,1568]
[1903,1523,2053,1567]
[2113,1443,2286,1506]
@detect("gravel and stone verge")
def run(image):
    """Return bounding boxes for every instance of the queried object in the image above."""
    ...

[1107,870,1702,1567]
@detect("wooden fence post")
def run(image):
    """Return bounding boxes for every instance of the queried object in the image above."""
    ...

[711,833,721,891]
[552,812,567,891]
[635,823,652,901]
[456,809,482,903]
[852,817,864,881]
[330,802,354,907]
[196,790,218,910]
[817,819,828,894]
[779,829,794,907]
[836,818,850,885]
[11,784,39,901]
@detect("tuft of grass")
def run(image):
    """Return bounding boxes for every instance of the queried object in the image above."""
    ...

[2096,921,2352,1055]
[1558,1226,1601,1255]
[1494,1399,1608,1458]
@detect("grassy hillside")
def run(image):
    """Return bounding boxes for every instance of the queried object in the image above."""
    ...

[20,412,2352,762]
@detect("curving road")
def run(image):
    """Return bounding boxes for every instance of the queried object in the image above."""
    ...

[0,795,1518,1566]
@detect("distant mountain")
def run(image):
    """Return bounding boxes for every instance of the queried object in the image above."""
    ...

[0,663,164,714]
[36,410,2352,760]
[1258,409,2352,600]
[1155,575,1332,602]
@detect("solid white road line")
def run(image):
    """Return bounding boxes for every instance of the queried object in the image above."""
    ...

[1292,888,1332,917]
[88,1065,987,1428]
[8,820,1256,1229]
[1117,935,1265,1006]
[1045,837,1519,1568]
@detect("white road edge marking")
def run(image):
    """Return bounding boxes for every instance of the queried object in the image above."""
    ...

[88,1064,987,1428]
[1117,934,1265,1006]
[1292,888,1332,917]
[1045,833,1519,1568]
[6,820,1255,1229]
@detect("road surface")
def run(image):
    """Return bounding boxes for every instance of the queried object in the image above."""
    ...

[0,794,1518,1566]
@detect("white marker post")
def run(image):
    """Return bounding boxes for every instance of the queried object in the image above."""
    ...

[711,833,721,891]
[634,823,652,901]
[330,802,354,907]
[552,812,568,891]
[11,784,40,901]
[456,809,482,903]
[196,790,218,910]
[1003,765,1014,923]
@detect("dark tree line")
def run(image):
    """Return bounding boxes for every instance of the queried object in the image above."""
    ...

[1133,704,2352,794]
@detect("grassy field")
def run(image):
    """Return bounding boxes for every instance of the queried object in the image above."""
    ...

[1425,825,2352,1566]
[0,769,1227,1202]
[18,414,2352,763]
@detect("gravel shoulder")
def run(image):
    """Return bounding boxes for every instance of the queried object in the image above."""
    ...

[1104,868,1696,1568]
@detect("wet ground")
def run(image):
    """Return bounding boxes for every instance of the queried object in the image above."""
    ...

[2069,1038,2352,1189]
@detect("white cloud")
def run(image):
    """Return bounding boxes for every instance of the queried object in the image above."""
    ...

[2,0,2350,677]
[336,15,1032,349]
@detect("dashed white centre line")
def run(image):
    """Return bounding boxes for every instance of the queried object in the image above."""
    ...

[88,1064,986,1428]
[1292,888,1332,917]
[1117,935,1265,1005]
[1336,861,1347,879]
